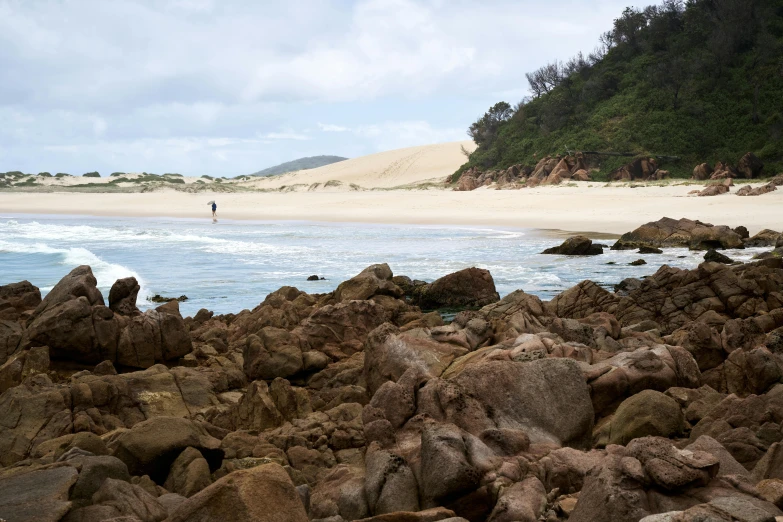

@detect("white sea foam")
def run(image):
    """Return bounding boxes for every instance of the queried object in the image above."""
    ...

[0,239,152,302]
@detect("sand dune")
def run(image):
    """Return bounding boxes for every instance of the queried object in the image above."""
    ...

[249,140,475,190]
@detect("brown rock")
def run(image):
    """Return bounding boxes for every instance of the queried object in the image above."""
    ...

[164,447,213,498]
[611,217,744,250]
[333,264,404,303]
[737,152,764,178]
[109,277,141,316]
[0,466,78,522]
[693,163,713,180]
[409,267,500,310]
[0,280,41,321]
[542,236,603,256]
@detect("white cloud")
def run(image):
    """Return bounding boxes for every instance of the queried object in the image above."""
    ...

[263,131,311,141]
[318,123,349,132]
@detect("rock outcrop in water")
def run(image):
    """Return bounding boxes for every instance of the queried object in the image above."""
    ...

[4,248,783,521]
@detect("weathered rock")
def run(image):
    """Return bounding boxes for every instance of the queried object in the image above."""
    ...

[0,466,78,522]
[612,217,744,250]
[737,182,777,196]
[724,346,782,397]
[28,265,105,323]
[67,454,133,507]
[0,375,72,466]
[697,184,730,197]
[0,280,41,321]
[0,319,23,364]
[487,477,546,522]
[333,264,404,303]
[692,163,713,180]
[243,328,303,380]
[166,463,308,521]
[440,358,594,448]
[164,447,213,497]
[365,444,420,515]
[420,423,481,505]
[745,229,783,247]
[410,268,500,310]
[90,478,167,521]
[0,345,49,393]
[686,435,749,478]
[542,236,603,256]
[704,249,734,264]
[737,152,764,178]
[109,416,223,483]
[109,277,141,316]
[597,390,684,446]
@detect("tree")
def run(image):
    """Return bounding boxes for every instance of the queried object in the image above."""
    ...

[467,102,514,146]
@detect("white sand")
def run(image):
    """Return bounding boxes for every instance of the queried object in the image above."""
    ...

[1,183,781,235]
[2,140,781,235]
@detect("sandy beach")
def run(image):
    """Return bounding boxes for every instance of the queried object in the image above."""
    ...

[1,183,781,235]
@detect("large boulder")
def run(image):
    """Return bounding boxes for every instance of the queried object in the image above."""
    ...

[0,466,78,522]
[596,390,685,446]
[435,358,594,448]
[0,320,23,364]
[542,236,603,256]
[109,416,223,483]
[109,276,141,316]
[737,152,764,178]
[333,264,404,302]
[409,268,500,310]
[738,183,778,196]
[243,328,304,380]
[0,280,41,321]
[692,163,713,180]
[611,217,744,251]
[166,463,308,522]
[745,229,783,247]
[28,265,105,324]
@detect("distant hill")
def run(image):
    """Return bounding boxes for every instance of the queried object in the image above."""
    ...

[250,155,348,177]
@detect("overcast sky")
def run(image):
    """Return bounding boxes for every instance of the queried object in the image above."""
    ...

[0,0,646,176]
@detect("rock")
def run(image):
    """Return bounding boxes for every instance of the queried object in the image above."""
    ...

[746,229,783,247]
[0,345,49,393]
[308,275,321,281]
[0,319,23,365]
[409,268,500,310]
[757,479,783,508]
[365,444,420,515]
[27,265,105,324]
[597,390,684,446]
[109,277,141,316]
[0,280,41,321]
[487,477,546,522]
[734,226,750,239]
[0,375,73,466]
[542,236,603,256]
[693,163,713,180]
[333,264,403,302]
[665,322,724,371]
[724,346,782,397]
[686,435,749,478]
[33,432,109,460]
[0,466,78,522]
[629,259,647,266]
[698,184,730,197]
[704,249,734,264]
[109,416,223,483]
[420,423,480,505]
[355,508,460,522]
[149,294,188,303]
[164,447,213,497]
[64,455,133,508]
[90,478,167,521]
[610,157,658,181]
[639,246,663,254]
[611,217,744,250]
[738,152,764,178]
[166,463,308,521]
[243,328,304,380]
[444,358,594,448]
[738,183,778,196]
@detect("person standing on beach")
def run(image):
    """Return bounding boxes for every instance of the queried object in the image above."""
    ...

[212,201,217,218]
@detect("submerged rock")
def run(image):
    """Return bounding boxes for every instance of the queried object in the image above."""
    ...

[542,236,603,256]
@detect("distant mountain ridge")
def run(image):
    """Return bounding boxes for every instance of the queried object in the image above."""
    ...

[250,155,348,177]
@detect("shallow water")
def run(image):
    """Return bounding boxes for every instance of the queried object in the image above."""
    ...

[0,214,767,317]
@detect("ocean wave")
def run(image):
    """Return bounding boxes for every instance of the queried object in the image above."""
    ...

[0,240,151,302]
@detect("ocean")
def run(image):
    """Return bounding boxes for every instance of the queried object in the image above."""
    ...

[0,214,766,317]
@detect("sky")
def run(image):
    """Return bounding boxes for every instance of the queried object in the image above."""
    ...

[0,0,647,177]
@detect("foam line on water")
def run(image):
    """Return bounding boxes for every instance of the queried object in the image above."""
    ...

[0,239,151,303]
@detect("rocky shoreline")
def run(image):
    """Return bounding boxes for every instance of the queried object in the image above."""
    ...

[2,218,783,522]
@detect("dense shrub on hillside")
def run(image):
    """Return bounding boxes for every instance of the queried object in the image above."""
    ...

[55,173,71,177]
[110,172,126,177]
[82,172,101,178]
[458,0,783,179]
[37,172,52,177]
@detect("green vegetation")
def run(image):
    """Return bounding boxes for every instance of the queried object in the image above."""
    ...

[250,155,348,177]
[110,172,126,177]
[13,178,38,187]
[55,173,71,177]
[458,0,783,179]
[201,175,214,180]
[82,172,101,178]
[37,172,52,177]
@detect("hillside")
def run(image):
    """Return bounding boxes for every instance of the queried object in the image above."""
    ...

[250,155,348,177]
[250,141,475,190]
[457,0,783,180]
